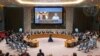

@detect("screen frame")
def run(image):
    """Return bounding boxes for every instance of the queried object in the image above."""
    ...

[33,6,64,25]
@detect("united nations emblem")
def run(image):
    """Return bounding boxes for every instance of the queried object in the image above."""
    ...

[83,6,99,16]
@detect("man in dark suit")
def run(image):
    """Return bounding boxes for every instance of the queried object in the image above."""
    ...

[20,51,30,56]
[37,49,44,56]
[48,34,53,42]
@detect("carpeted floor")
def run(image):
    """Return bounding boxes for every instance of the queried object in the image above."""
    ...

[0,38,100,56]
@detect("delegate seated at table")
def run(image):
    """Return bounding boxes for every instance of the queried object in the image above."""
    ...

[48,35,53,42]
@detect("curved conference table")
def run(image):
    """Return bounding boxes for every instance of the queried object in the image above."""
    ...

[24,34,76,48]
[29,34,73,40]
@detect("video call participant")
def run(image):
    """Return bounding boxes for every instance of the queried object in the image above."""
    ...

[52,13,60,20]
[37,12,48,20]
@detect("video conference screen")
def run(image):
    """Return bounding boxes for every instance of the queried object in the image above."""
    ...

[34,7,63,24]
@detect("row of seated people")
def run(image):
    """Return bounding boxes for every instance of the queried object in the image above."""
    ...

[32,31,68,35]
[37,49,78,56]
[0,49,15,56]
[0,31,6,42]
[0,31,31,56]
[5,33,28,53]
[0,48,78,56]
[65,31,100,48]
[73,31,99,53]
[0,49,30,56]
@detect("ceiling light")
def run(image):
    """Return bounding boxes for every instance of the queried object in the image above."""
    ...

[0,4,4,7]
[16,0,85,5]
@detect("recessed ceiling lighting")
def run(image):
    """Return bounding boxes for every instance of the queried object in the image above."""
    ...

[16,0,85,5]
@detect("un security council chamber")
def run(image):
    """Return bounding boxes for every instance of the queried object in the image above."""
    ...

[0,0,100,56]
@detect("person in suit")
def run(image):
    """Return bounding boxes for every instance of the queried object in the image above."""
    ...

[5,52,9,56]
[20,51,30,56]
[37,49,44,56]
[0,50,4,56]
[48,34,53,42]
[73,52,77,56]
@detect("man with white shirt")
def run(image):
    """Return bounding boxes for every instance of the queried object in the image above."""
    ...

[52,13,60,20]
